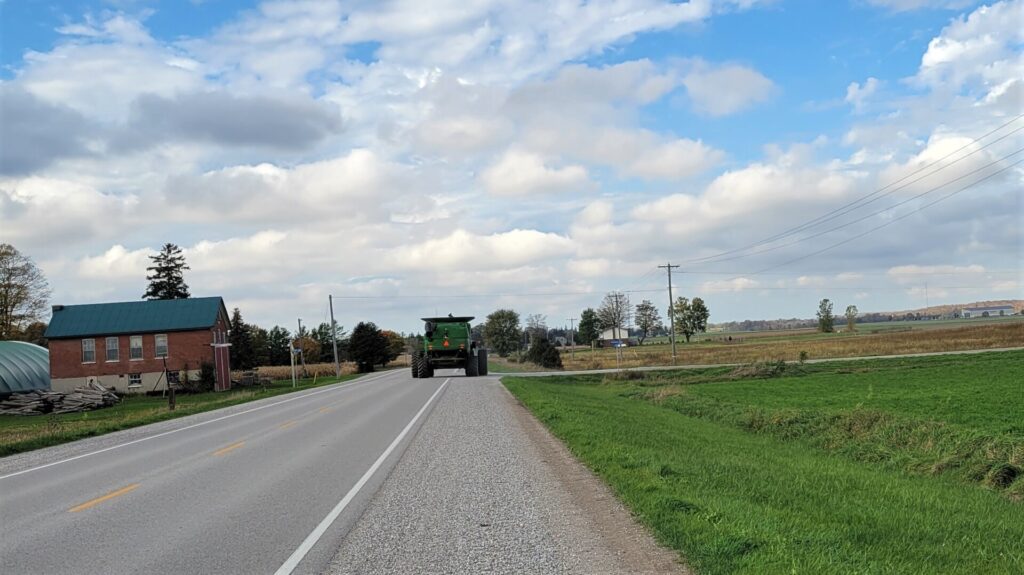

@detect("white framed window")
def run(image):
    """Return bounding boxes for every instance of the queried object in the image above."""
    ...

[128,373,142,387]
[130,335,143,360]
[82,339,95,363]
[155,334,168,358]
[106,337,120,362]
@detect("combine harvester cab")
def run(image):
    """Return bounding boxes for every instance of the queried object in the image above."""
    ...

[411,315,488,378]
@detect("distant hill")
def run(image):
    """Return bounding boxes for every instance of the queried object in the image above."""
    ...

[712,299,1023,331]
[884,299,1023,317]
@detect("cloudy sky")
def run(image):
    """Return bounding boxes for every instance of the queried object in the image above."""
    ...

[1,0,1021,333]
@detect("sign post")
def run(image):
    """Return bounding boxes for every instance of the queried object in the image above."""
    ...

[290,345,298,388]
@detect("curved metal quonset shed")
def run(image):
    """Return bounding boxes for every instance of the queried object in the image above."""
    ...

[0,341,51,394]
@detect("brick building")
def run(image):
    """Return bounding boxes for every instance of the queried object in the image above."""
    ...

[45,297,232,393]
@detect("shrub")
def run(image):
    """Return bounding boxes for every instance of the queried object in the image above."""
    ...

[526,338,562,369]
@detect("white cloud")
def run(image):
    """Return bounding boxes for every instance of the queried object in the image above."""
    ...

[845,77,880,112]
[480,150,591,196]
[682,60,776,116]
[701,278,759,293]
[78,245,154,280]
[391,229,575,271]
[915,0,1024,92]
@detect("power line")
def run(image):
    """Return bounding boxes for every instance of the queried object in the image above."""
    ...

[727,157,1024,279]
[687,146,1024,267]
[684,114,1024,265]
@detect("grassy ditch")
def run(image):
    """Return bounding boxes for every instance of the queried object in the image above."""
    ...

[0,374,362,457]
[503,351,1024,574]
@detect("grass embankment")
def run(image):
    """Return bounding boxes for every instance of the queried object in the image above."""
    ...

[0,374,361,457]
[504,351,1024,574]
[561,321,1023,370]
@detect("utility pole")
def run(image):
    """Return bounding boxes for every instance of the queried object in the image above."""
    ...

[296,318,307,376]
[329,295,341,379]
[567,317,576,361]
[659,263,680,365]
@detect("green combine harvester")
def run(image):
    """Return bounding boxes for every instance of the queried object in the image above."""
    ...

[411,315,488,378]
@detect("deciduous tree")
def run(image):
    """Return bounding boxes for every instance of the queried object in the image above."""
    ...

[483,309,521,357]
[817,298,835,333]
[597,291,630,339]
[672,296,710,343]
[672,297,693,343]
[845,305,859,332]
[0,243,51,340]
[524,313,547,343]
[634,300,661,344]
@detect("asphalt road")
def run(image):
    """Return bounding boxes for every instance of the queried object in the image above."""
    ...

[0,370,450,575]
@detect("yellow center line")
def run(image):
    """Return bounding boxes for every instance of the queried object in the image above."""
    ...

[212,441,245,456]
[278,420,298,430]
[69,483,140,513]
[318,407,332,414]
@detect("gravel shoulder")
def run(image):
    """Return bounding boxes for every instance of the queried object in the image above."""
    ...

[324,376,685,575]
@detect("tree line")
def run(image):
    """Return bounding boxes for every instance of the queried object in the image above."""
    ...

[479,291,713,366]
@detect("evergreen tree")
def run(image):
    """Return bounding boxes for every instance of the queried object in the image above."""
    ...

[525,338,562,369]
[577,308,600,346]
[267,326,292,366]
[229,308,256,370]
[250,326,270,367]
[143,243,190,300]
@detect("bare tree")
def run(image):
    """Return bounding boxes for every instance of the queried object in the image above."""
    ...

[597,291,631,339]
[0,243,51,340]
[525,313,548,343]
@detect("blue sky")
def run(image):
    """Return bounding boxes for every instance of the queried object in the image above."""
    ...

[1,0,1020,333]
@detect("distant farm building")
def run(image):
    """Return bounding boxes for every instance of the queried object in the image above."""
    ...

[597,327,637,347]
[44,297,232,393]
[960,305,1015,318]
[0,341,50,396]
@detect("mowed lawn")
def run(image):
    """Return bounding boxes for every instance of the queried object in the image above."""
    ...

[503,351,1024,575]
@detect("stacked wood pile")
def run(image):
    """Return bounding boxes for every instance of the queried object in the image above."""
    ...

[0,382,120,416]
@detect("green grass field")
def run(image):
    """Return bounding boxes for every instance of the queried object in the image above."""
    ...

[504,350,1024,574]
[0,373,362,456]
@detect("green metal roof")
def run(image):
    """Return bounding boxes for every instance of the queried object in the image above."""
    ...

[45,297,226,339]
[0,341,50,394]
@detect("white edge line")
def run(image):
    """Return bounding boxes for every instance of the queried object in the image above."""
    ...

[274,378,451,575]
[0,371,398,481]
